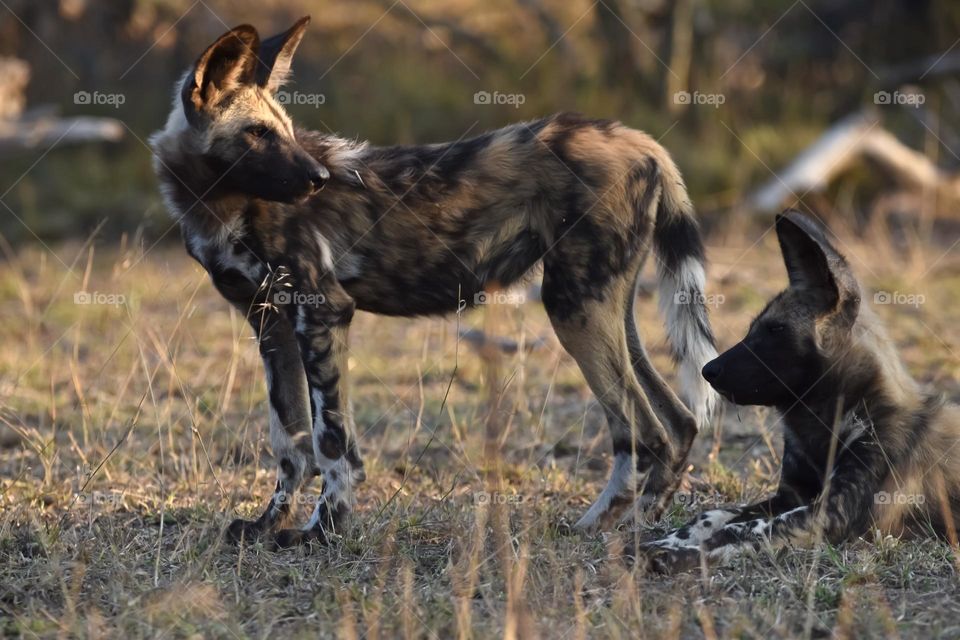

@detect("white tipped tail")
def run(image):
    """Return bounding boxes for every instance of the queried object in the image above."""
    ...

[652,160,720,430]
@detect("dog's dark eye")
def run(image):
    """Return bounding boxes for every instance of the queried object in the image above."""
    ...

[246,125,270,139]
[768,323,786,334]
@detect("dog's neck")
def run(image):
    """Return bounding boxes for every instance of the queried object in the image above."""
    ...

[154,143,250,235]
[778,385,860,440]
[777,334,923,450]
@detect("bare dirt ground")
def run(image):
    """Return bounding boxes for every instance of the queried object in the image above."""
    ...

[2,216,960,638]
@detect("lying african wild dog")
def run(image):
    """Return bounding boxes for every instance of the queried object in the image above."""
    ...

[639,210,960,572]
[149,16,719,546]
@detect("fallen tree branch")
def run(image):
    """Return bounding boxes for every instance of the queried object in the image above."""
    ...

[745,111,960,212]
[0,116,124,156]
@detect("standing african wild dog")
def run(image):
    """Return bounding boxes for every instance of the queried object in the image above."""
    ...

[149,17,719,546]
[640,211,960,572]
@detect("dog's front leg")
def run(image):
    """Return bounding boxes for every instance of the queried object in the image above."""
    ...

[644,437,888,572]
[211,268,314,544]
[636,472,810,555]
[636,490,802,571]
[274,279,360,547]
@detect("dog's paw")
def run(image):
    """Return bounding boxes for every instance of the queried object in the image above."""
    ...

[270,501,349,549]
[314,500,351,535]
[226,518,267,544]
[272,527,329,549]
[554,517,574,537]
[637,543,702,574]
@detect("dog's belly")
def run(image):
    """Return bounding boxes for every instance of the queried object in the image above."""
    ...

[344,272,478,317]
[340,229,543,317]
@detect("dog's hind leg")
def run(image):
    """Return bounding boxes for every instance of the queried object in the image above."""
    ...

[619,269,700,524]
[541,246,680,531]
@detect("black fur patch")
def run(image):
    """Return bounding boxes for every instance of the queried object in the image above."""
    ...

[279,457,296,479]
[652,205,706,276]
[515,118,549,143]
[318,428,346,460]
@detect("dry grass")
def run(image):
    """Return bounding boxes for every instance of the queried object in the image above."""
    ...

[2,216,960,638]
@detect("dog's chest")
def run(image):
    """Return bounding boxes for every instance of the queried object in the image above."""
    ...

[184,222,265,284]
[183,218,363,290]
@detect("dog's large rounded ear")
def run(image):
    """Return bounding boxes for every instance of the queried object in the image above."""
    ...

[182,25,260,123]
[775,210,860,323]
[255,16,310,93]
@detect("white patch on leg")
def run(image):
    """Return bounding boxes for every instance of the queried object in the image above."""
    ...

[687,508,740,542]
[309,388,327,461]
[651,508,741,549]
[302,498,327,531]
[751,518,770,535]
[712,506,811,561]
[574,454,638,531]
[295,306,308,334]
[303,457,353,533]
[261,360,305,481]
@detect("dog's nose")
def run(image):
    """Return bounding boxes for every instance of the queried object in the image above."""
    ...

[309,165,330,192]
[701,360,723,382]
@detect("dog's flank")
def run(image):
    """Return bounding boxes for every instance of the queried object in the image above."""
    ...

[640,210,960,573]
[150,17,719,545]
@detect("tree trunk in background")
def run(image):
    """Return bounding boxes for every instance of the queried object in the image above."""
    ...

[666,0,693,113]
[0,58,28,120]
[594,0,636,93]
[516,0,579,74]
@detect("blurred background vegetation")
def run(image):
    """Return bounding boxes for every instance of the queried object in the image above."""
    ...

[5,5,960,635]
[0,0,957,243]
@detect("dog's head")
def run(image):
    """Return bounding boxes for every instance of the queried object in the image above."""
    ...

[155,17,328,204]
[701,210,861,407]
